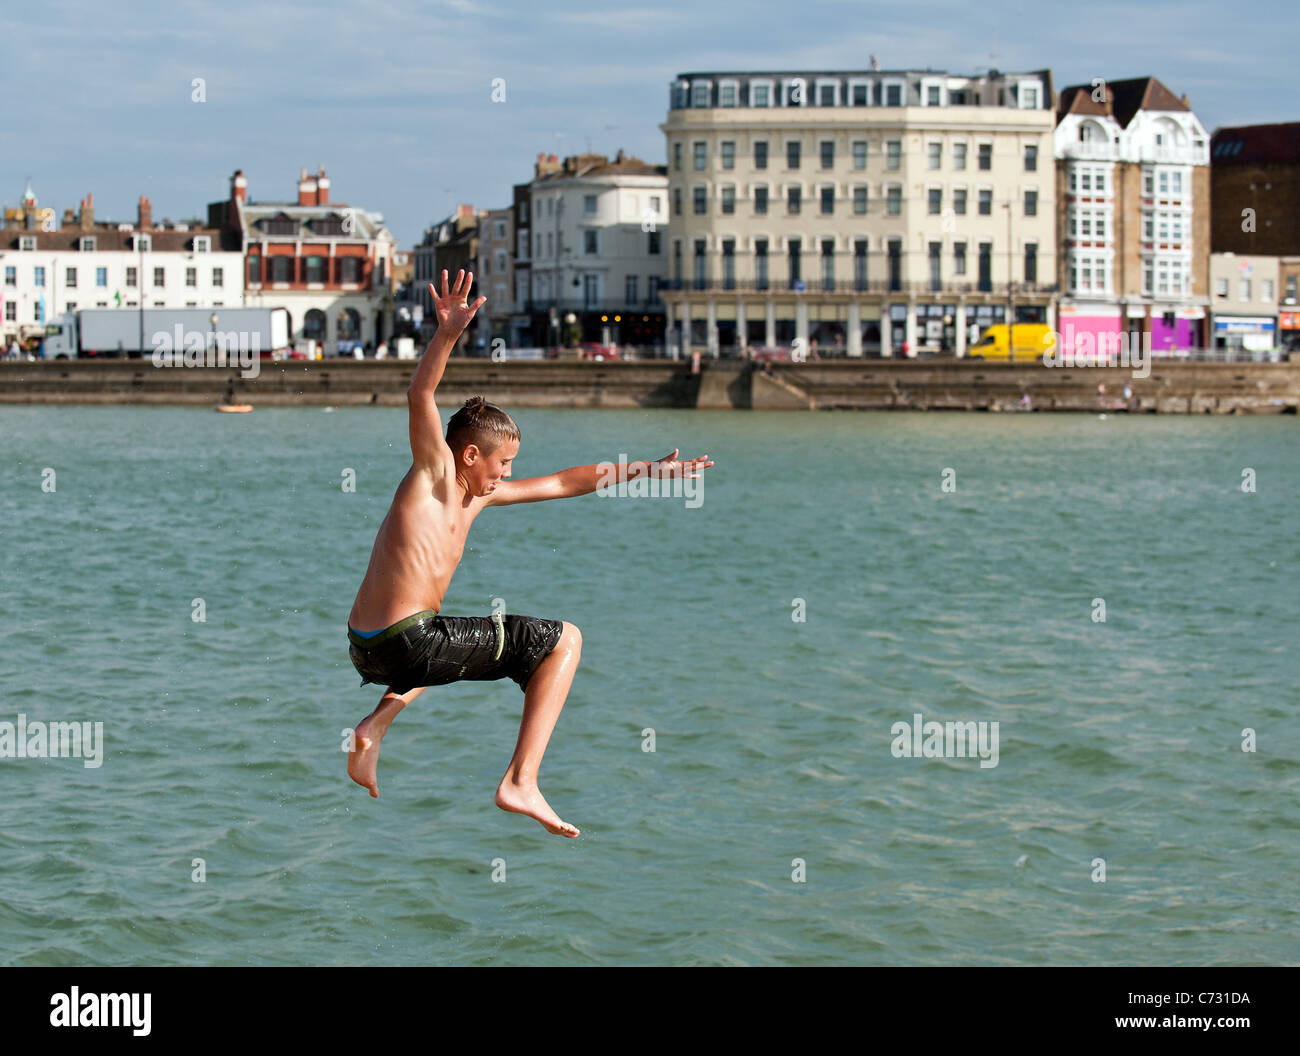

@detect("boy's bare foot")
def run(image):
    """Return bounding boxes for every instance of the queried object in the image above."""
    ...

[347,693,408,798]
[347,714,386,797]
[495,776,579,837]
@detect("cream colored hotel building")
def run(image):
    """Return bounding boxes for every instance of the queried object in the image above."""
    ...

[660,68,1058,356]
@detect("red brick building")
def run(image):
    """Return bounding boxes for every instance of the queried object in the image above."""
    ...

[208,167,395,355]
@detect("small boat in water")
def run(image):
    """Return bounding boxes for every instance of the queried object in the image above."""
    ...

[216,404,253,413]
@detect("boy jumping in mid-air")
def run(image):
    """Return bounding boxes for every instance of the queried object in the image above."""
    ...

[347,269,713,837]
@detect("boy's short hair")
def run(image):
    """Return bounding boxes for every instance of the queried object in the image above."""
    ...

[445,396,520,455]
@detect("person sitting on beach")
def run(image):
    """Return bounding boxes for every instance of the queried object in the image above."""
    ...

[345,269,713,837]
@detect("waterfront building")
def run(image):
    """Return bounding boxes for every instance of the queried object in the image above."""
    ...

[510,179,535,347]
[1209,123,1300,350]
[1281,263,1300,351]
[208,167,395,355]
[413,204,485,351]
[477,206,515,346]
[1,186,243,347]
[525,150,668,350]
[1054,77,1211,353]
[659,68,1058,357]
[1208,253,1279,353]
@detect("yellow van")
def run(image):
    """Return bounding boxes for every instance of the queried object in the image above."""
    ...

[967,323,1056,362]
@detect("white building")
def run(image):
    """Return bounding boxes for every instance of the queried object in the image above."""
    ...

[1,190,244,345]
[660,68,1059,357]
[526,150,668,349]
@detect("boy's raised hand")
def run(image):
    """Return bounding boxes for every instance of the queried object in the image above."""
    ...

[429,269,487,333]
[648,449,714,478]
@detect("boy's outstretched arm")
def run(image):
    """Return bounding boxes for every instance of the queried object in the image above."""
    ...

[408,269,486,468]
[487,449,714,506]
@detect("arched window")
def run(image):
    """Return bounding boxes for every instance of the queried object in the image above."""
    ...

[1153,117,1185,147]
[337,308,361,341]
[304,309,326,341]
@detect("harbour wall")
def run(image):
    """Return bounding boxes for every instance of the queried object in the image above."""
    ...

[1,358,1297,414]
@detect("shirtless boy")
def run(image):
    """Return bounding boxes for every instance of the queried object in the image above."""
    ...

[347,269,713,837]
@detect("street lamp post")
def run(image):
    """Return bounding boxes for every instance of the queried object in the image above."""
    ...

[1004,201,1015,357]
[138,237,145,358]
[548,195,564,352]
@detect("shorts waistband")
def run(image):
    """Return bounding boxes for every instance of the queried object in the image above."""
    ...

[348,610,438,649]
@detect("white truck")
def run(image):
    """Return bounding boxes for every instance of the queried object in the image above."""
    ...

[43,307,291,360]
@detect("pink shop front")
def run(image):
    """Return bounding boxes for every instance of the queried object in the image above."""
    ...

[1057,305,1205,354]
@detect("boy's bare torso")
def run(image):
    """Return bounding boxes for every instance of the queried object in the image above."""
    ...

[349,464,485,630]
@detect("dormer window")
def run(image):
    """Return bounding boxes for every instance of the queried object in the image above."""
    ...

[19,236,36,251]
[80,237,96,252]
[133,234,152,252]
[193,235,211,252]
[311,215,346,236]
[262,214,297,236]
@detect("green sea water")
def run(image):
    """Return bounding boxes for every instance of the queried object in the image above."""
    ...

[1,405,1297,966]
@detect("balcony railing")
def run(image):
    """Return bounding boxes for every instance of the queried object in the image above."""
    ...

[658,279,1060,297]
[523,299,664,314]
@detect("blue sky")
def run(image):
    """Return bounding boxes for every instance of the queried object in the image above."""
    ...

[4,0,1294,247]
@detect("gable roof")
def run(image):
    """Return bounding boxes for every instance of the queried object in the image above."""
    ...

[1057,76,1189,128]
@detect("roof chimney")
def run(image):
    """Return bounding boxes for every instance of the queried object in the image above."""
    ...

[137,195,152,231]
[63,207,75,227]
[231,169,247,203]
[78,193,94,231]
[316,164,329,205]
[298,167,318,207]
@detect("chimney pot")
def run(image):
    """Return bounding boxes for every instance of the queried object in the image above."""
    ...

[298,168,318,207]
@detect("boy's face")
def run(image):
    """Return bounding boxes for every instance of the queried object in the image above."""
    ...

[462,437,519,496]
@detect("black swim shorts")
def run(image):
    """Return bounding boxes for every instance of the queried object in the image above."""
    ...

[348,611,564,695]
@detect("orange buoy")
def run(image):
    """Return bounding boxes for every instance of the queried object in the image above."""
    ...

[216,404,253,413]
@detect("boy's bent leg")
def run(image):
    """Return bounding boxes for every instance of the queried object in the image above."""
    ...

[348,685,424,798]
[495,621,582,837]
